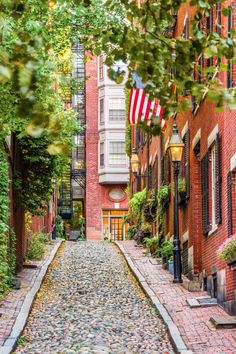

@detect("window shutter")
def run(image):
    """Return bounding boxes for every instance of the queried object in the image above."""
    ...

[185,129,190,199]
[137,175,141,192]
[216,2,221,35]
[136,126,140,149]
[152,157,158,190]
[164,154,171,185]
[227,171,233,236]
[149,165,153,190]
[215,133,222,224]
[201,152,210,235]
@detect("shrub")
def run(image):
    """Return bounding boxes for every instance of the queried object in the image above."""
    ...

[126,225,137,240]
[26,233,46,260]
[161,240,173,259]
[144,236,159,255]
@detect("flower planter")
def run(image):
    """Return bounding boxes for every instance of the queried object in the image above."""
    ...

[226,253,236,265]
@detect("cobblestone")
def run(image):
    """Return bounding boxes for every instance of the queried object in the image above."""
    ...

[0,240,60,348]
[15,241,174,354]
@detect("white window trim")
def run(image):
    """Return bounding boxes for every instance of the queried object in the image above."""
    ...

[108,141,127,167]
[211,144,217,231]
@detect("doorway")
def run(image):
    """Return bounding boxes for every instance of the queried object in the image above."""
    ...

[110,217,123,241]
[102,210,128,241]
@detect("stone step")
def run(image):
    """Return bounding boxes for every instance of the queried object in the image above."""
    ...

[186,296,218,308]
[210,315,236,329]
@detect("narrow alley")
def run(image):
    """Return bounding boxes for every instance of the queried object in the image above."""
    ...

[15,242,174,354]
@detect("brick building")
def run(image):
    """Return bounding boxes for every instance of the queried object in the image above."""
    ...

[131,1,236,314]
[85,56,129,241]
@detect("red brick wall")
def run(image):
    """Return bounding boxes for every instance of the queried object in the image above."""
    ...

[85,56,101,240]
[131,1,236,310]
[85,57,128,240]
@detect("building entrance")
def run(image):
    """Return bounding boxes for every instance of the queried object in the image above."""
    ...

[102,210,128,241]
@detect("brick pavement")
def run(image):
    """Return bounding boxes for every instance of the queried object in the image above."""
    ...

[0,239,61,347]
[118,240,236,354]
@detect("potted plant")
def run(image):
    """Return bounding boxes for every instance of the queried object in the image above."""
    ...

[126,225,137,240]
[217,235,236,265]
[158,185,170,209]
[161,240,174,269]
[142,223,152,239]
[144,235,159,255]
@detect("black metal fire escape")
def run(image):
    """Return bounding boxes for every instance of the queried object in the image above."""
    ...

[71,43,86,201]
[58,43,86,219]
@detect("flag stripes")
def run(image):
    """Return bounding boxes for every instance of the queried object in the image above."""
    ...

[128,88,166,130]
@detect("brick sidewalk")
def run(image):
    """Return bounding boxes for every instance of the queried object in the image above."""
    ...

[118,240,236,354]
[0,239,62,347]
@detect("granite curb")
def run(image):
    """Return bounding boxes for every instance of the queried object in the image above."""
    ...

[115,241,193,354]
[0,239,65,354]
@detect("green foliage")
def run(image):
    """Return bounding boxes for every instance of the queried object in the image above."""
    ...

[26,232,47,260]
[17,336,27,346]
[161,240,174,259]
[80,0,236,130]
[126,225,137,240]
[141,223,152,233]
[56,215,64,238]
[157,185,170,240]
[171,176,186,193]
[79,217,86,238]
[129,189,147,227]
[125,88,132,157]
[0,139,16,297]
[144,235,160,255]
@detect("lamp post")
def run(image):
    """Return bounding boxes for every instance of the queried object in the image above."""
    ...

[168,122,184,283]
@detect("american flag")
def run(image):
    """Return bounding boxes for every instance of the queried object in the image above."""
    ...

[128,71,166,130]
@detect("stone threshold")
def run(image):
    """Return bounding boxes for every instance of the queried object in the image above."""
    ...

[115,241,192,354]
[0,239,64,354]
[186,296,218,308]
[210,315,236,329]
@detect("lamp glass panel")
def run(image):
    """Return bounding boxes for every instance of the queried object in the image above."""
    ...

[170,146,183,162]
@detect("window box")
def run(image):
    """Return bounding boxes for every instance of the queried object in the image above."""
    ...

[227,253,236,265]
[217,235,236,265]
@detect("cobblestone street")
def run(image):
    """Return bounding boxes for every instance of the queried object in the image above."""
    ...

[15,242,174,354]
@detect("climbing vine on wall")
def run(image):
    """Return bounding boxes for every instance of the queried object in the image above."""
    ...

[0,138,16,297]
[125,88,132,157]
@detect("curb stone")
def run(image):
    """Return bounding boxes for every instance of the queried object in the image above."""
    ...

[0,239,65,354]
[115,241,193,354]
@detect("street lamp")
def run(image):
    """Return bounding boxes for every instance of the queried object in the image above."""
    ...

[130,148,140,175]
[168,122,184,283]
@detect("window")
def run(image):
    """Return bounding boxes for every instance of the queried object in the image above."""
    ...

[99,55,104,80]
[201,133,222,235]
[100,142,104,167]
[100,98,104,123]
[109,142,126,165]
[109,99,126,122]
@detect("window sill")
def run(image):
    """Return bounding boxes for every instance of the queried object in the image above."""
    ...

[208,225,218,237]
